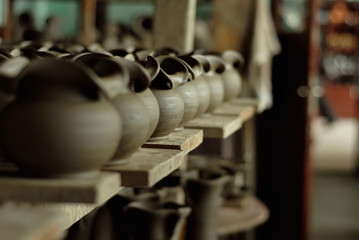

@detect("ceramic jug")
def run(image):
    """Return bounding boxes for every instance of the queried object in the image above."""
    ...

[178,55,211,118]
[148,57,185,139]
[73,53,150,162]
[125,201,191,240]
[0,59,121,178]
[156,56,199,129]
[221,50,244,101]
[114,57,160,140]
[192,55,224,113]
[185,170,229,240]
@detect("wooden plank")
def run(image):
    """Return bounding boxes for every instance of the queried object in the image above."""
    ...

[153,0,197,53]
[3,0,14,40]
[81,0,96,45]
[102,148,184,187]
[0,169,122,204]
[184,114,242,139]
[142,128,203,154]
[216,196,269,236]
[0,206,66,240]
[212,103,256,123]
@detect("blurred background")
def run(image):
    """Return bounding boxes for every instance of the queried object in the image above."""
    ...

[0,0,358,240]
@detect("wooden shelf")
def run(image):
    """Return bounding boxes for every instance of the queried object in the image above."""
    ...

[185,114,242,139]
[102,148,184,187]
[0,206,66,240]
[0,166,122,204]
[216,196,269,236]
[213,102,256,123]
[142,128,203,154]
[230,97,259,107]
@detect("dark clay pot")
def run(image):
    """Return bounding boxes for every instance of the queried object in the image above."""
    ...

[156,56,198,128]
[73,53,150,162]
[114,57,160,140]
[221,50,244,101]
[193,55,224,113]
[185,171,229,240]
[125,201,191,240]
[0,59,121,178]
[148,57,185,139]
[178,56,210,118]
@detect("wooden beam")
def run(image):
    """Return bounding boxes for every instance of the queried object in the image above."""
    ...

[81,0,96,45]
[153,0,197,53]
[3,0,14,40]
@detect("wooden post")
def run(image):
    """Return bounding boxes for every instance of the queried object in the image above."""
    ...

[153,0,197,54]
[3,0,14,40]
[81,0,96,46]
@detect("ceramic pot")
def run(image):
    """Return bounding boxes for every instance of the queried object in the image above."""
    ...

[114,57,160,140]
[192,55,224,113]
[0,59,121,178]
[125,201,191,240]
[221,50,244,101]
[74,53,150,162]
[0,57,30,112]
[148,57,185,139]
[178,56,210,118]
[156,56,198,128]
[185,170,229,240]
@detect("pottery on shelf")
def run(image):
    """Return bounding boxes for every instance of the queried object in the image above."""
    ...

[221,50,244,101]
[156,56,199,129]
[185,170,229,240]
[114,57,160,140]
[192,55,224,113]
[74,53,151,162]
[178,55,211,118]
[147,57,185,139]
[125,201,191,240]
[0,59,121,178]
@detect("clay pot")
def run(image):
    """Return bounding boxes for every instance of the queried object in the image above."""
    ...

[148,57,185,139]
[114,57,160,140]
[185,170,229,240]
[0,59,121,178]
[0,57,30,112]
[178,56,210,118]
[74,53,150,162]
[221,50,244,101]
[192,55,224,113]
[156,56,199,128]
[125,201,191,240]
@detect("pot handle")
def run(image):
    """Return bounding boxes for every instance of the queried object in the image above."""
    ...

[222,50,244,70]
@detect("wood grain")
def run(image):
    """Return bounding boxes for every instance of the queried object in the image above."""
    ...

[102,148,184,187]
[213,103,256,123]
[0,170,121,204]
[143,128,203,154]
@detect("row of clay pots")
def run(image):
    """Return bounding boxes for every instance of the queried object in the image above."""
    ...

[65,188,191,240]
[0,42,244,179]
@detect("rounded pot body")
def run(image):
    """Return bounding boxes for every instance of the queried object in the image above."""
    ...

[221,68,242,101]
[0,98,121,178]
[204,73,224,113]
[150,88,184,139]
[176,81,199,128]
[110,93,150,161]
[193,76,210,118]
[136,88,160,139]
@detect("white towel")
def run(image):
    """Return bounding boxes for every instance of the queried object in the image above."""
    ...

[248,0,281,113]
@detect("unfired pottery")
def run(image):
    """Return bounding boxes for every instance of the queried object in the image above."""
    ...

[0,59,121,178]
[156,56,199,128]
[221,50,244,101]
[74,53,150,162]
[185,170,229,240]
[114,57,160,140]
[192,55,224,113]
[125,201,191,240]
[178,56,210,118]
[148,57,185,139]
